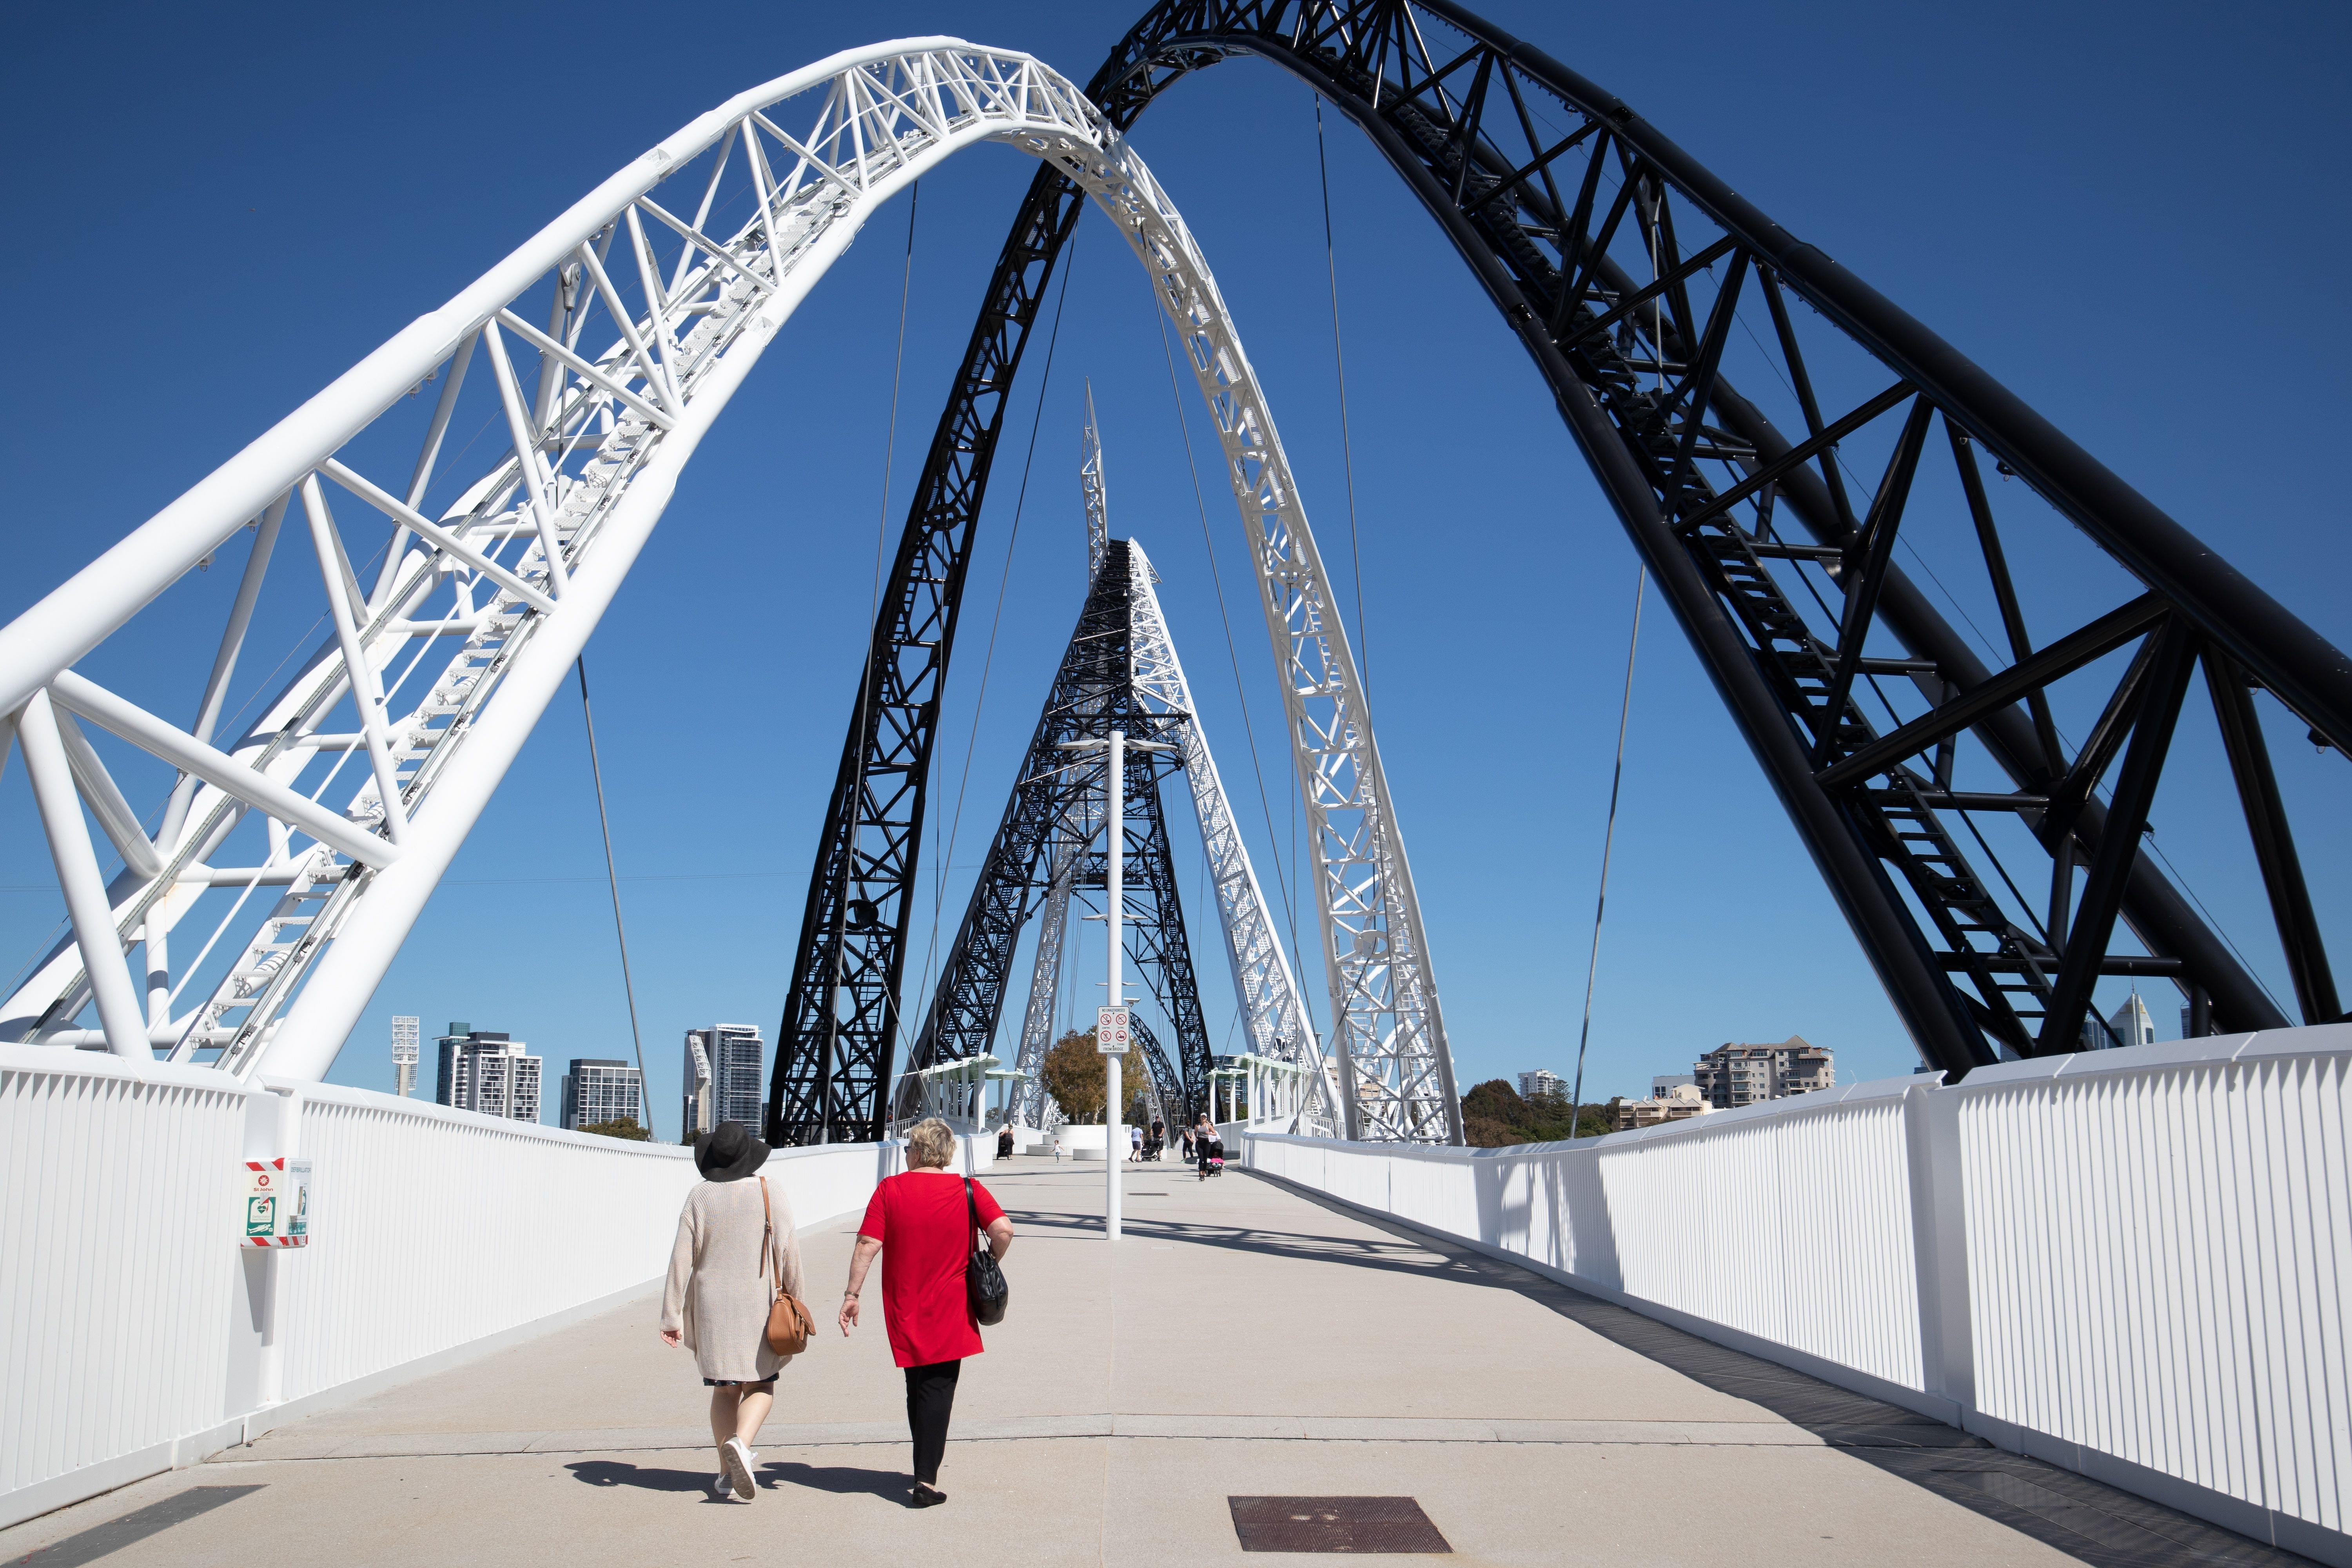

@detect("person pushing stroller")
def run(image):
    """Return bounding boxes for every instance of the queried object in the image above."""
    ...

[1192,1112,1224,1178]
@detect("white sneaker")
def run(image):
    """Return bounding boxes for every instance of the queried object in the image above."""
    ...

[721,1437,758,1500]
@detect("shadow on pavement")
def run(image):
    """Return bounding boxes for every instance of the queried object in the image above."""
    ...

[564,1459,725,1497]
[1216,1172,2309,1568]
[15,1486,265,1566]
[762,1460,908,1500]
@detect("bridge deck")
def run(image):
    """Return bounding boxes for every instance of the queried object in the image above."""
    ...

[2,1162,2287,1566]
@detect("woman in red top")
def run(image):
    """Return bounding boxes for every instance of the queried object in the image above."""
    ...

[839,1117,1013,1507]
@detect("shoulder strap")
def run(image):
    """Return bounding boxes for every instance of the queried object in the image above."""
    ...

[966,1177,981,1241]
[759,1177,773,1282]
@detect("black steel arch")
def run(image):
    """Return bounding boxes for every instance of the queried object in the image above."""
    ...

[1083,0,2345,1072]
[775,1,2345,1138]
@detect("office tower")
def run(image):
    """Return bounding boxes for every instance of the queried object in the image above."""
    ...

[435,1024,542,1122]
[561,1059,644,1131]
[391,1015,419,1098]
[2103,991,2157,1049]
[682,1024,764,1138]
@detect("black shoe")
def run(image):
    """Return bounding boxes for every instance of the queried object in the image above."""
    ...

[908,1483,947,1508]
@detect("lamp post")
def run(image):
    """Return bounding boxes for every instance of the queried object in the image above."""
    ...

[1058,728,1173,1241]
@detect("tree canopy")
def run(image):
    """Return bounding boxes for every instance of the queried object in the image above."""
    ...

[1460,1079,1616,1147]
[1040,1029,1106,1122]
[580,1116,652,1143]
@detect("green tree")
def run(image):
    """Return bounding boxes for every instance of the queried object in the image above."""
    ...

[581,1116,652,1142]
[1461,1078,1531,1147]
[1040,1029,1106,1122]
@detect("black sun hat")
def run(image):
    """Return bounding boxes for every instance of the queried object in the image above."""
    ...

[694,1120,770,1182]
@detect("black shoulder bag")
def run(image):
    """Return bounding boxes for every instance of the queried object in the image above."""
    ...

[966,1178,1009,1326]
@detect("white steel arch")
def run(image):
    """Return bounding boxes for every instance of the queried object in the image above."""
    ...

[0,38,1454,1140]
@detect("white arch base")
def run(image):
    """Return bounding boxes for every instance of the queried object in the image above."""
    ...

[0,39,1454,1140]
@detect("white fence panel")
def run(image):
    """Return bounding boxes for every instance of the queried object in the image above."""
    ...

[270,1082,701,1404]
[1602,1087,1923,1391]
[0,1048,248,1504]
[1955,1031,2352,1545]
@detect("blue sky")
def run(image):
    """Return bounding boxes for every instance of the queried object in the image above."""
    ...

[2,2,2344,1131]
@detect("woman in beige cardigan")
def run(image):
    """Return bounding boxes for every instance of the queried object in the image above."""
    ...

[661,1121,804,1502]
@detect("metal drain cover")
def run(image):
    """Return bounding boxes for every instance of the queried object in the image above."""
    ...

[1228,1496,1452,1553]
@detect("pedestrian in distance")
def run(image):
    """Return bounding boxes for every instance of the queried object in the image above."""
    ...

[1128,1123,1143,1162]
[996,1122,1014,1160]
[1194,1112,1221,1179]
[660,1120,806,1503]
[839,1117,1014,1507]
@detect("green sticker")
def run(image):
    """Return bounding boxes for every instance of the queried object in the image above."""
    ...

[246,1195,275,1237]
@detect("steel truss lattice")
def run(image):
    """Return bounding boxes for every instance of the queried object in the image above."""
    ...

[1073,0,2348,1069]
[0,41,1349,1087]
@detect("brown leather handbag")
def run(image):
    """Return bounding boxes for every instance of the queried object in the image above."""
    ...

[759,1178,816,1355]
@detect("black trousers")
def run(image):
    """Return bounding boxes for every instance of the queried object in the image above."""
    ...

[903,1359,961,1484]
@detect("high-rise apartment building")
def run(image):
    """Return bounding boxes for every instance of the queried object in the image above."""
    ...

[1517,1069,1566,1102]
[436,1024,542,1122]
[1693,1036,1833,1109]
[561,1059,644,1131]
[391,1015,419,1098]
[683,1024,764,1138]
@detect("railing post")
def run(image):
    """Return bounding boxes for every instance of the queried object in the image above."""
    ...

[229,1084,303,1419]
[1903,1078,1974,1417]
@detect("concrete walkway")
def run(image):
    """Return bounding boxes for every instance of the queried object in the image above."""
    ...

[2,1161,2298,1566]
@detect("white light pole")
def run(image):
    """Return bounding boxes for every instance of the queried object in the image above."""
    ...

[1105,728,1124,1242]
[1060,728,1174,1241]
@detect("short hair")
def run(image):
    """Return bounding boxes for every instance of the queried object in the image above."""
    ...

[906,1118,958,1169]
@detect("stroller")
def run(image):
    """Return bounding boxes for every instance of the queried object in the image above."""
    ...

[1197,1135,1226,1179]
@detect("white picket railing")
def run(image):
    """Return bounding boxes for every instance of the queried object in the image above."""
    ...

[1247,1025,2352,1568]
[1951,1032,2352,1550]
[266,1080,703,1406]
[0,1049,250,1517]
[0,1045,912,1530]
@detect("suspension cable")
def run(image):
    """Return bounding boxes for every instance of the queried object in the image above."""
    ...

[912,230,1083,1023]
[1314,94,1373,699]
[575,655,653,1135]
[1150,291,1319,1048]
[1569,565,1646,1136]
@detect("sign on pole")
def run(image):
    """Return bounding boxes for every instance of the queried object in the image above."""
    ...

[1096,1007,1131,1054]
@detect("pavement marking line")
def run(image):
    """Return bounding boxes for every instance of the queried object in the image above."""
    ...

[207,1414,1946,1463]
[15,1485,265,1566]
